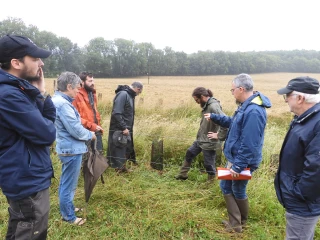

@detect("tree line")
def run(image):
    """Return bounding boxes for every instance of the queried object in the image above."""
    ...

[1,17,320,78]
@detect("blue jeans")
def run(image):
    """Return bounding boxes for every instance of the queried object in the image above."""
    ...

[220,178,248,199]
[285,212,319,240]
[58,154,82,222]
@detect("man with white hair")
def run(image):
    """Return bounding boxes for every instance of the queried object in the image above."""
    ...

[275,76,320,240]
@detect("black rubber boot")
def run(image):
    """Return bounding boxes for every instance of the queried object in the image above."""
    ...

[235,198,249,226]
[222,194,242,233]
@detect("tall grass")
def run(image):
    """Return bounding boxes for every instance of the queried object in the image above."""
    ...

[1,73,319,239]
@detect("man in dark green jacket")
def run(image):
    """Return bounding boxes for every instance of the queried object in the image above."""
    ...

[175,87,227,181]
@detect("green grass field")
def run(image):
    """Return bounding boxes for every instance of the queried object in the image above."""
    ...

[1,73,319,239]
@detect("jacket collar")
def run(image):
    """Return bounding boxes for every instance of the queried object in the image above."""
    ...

[0,69,41,99]
[54,90,74,103]
[295,103,320,124]
[202,97,217,110]
[115,85,136,98]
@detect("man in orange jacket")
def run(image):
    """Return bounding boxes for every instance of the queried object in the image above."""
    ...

[73,71,104,153]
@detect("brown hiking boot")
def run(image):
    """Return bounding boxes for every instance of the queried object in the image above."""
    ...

[207,174,215,183]
[115,163,133,174]
[175,161,191,180]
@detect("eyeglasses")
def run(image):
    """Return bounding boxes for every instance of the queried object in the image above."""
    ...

[194,98,200,103]
[283,93,298,100]
[230,87,240,93]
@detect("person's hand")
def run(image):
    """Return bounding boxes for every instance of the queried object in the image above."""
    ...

[31,67,46,94]
[207,132,218,139]
[91,132,96,140]
[96,126,103,132]
[204,113,211,121]
[123,129,129,136]
[230,168,240,178]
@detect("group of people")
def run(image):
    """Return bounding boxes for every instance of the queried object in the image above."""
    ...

[175,73,320,239]
[0,35,143,239]
[53,72,143,226]
[176,74,271,234]
[0,34,319,240]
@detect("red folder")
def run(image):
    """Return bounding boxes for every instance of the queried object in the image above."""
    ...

[217,167,252,180]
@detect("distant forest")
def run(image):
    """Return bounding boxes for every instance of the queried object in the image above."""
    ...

[1,17,320,78]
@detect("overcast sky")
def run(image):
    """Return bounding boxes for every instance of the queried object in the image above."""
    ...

[1,0,319,54]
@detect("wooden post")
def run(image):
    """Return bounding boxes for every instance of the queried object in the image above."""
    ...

[151,139,163,171]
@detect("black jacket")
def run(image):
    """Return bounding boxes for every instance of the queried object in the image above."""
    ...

[110,85,136,132]
[107,85,136,168]
[274,103,320,216]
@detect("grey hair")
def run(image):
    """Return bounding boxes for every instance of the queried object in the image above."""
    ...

[57,72,81,92]
[131,81,143,89]
[233,73,253,92]
[292,90,320,104]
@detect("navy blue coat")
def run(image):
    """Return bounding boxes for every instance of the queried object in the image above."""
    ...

[274,103,320,216]
[209,92,271,173]
[0,70,56,200]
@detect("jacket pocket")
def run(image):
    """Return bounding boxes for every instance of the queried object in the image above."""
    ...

[279,172,303,209]
[306,198,320,214]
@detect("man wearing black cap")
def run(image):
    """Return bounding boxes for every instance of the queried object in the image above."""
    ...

[275,76,320,240]
[0,35,56,239]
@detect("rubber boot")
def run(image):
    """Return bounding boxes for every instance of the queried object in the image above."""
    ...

[235,198,249,226]
[175,161,191,180]
[222,194,242,233]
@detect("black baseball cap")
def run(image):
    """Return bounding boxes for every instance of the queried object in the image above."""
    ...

[277,76,320,95]
[0,35,51,62]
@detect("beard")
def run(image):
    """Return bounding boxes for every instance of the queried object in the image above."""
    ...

[24,75,41,82]
[20,68,41,83]
[84,83,95,92]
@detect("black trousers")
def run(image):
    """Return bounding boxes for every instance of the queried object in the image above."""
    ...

[185,141,217,175]
[6,188,50,240]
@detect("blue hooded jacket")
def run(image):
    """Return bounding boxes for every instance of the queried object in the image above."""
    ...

[209,91,271,173]
[0,69,56,200]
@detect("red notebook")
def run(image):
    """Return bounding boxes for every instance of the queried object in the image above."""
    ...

[217,167,252,180]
